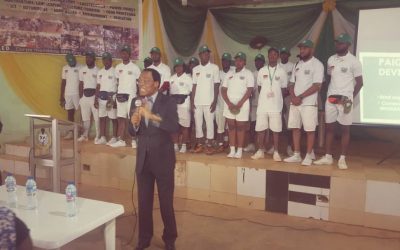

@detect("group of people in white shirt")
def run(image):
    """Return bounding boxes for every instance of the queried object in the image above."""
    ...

[60,33,363,169]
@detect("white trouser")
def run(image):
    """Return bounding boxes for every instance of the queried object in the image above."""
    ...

[194,105,215,140]
[79,96,99,138]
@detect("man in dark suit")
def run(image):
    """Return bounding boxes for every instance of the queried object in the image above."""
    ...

[129,68,179,250]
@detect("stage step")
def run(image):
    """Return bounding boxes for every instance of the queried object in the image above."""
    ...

[4,141,74,158]
[0,154,49,178]
[1,140,77,180]
[5,142,30,158]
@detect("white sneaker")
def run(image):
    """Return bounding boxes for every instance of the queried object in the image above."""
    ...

[266,146,274,155]
[251,150,264,160]
[179,145,187,153]
[174,144,179,152]
[93,137,100,144]
[95,136,107,145]
[284,153,302,163]
[227,151,235,158]
[314,155,333,165]
[310,150,316,160]
[243,143,256,152]
[107,137,117,146]
[287,146,294,157]
[338,158,348,170]
[77,135,88,142]
[301,154,313,166]
[110,139,126,148]
[131,140,137,149]
[234,150,242,159]
[273,151,282,162]
[64,131,73,140]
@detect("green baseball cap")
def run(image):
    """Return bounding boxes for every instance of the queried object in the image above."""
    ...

[298,39,314,48]
[254,54,265,62]
[280,47,290,54]
[150,47,161,54]
[120,45,131,53]
[221,52,232,61]
[85,50,96,58]
[268,47,280,54]
[65,53,75,62]
[234,52,246,60]
[335,33,352,44]
[198,44,210,53]
[102,52,112,60]
[173,57,184,66]
[189,57,199,64]
[144,57,152,63]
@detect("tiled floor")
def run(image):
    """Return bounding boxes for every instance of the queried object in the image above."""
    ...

[53,184,400,250]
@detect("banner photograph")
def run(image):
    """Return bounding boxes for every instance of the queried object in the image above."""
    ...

[0,0,140,59]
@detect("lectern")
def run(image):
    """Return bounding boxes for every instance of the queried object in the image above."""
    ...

[25,114,79,193]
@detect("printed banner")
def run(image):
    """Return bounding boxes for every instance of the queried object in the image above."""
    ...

[359,52,400,125]
[0,0,140,59]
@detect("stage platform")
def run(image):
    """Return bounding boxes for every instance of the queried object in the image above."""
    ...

[1,138,399,232]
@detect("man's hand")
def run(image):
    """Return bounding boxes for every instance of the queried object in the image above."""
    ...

[291,96,302,106]
[59,98,65,108]
[141,106,162,123]
[130,108,141,127]
[191,102,196,112]
[94,98,99,109]
[227,101,235,111]
[210,101,217,113]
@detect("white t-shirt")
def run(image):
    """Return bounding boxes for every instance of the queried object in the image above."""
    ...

[192,62,220,105]
[290,57,324,106]
[170,73,193,108]
[115,61,141,97]
[257,64,288,113]
[79,65,98,89]
[219,67,236,106]
[148,62,171,87]
[222,67,254,104]
[251,70,260,107]
[279,61,295,84]
[62,64,81,95]
[327,52,362,98]
[97,67,117,93]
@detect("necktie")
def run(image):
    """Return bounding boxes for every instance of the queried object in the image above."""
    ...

[145,96,153,126]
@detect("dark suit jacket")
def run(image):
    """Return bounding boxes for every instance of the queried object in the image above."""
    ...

[128,94,179,174]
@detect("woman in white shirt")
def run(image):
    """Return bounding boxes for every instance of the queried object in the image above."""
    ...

[221,52,254,159]
[170,58,193,153]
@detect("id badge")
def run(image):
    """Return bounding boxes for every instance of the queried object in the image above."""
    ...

[267,91,275,98]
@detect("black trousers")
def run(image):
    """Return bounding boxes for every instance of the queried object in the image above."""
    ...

[136,159,177,245]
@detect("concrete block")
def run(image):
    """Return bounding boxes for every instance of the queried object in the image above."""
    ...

[330,177,366,211]
[0,158,15,173]
[210,164,236,194]
[14,160,30,176]
[236,195,265,210]
[186,161,210,190]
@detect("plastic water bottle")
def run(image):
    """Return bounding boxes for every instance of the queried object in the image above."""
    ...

[5,173,17,208]
[26,176,37,210]
[65,181,77,217]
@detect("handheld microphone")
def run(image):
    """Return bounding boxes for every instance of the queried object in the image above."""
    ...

[134,98,142,118]
[135,99,142,108]
[131,98,143,127]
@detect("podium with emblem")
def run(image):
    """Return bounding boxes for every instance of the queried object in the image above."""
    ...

[25,114,79,192]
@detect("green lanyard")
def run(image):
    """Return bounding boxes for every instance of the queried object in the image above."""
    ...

[267,65,277,90]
